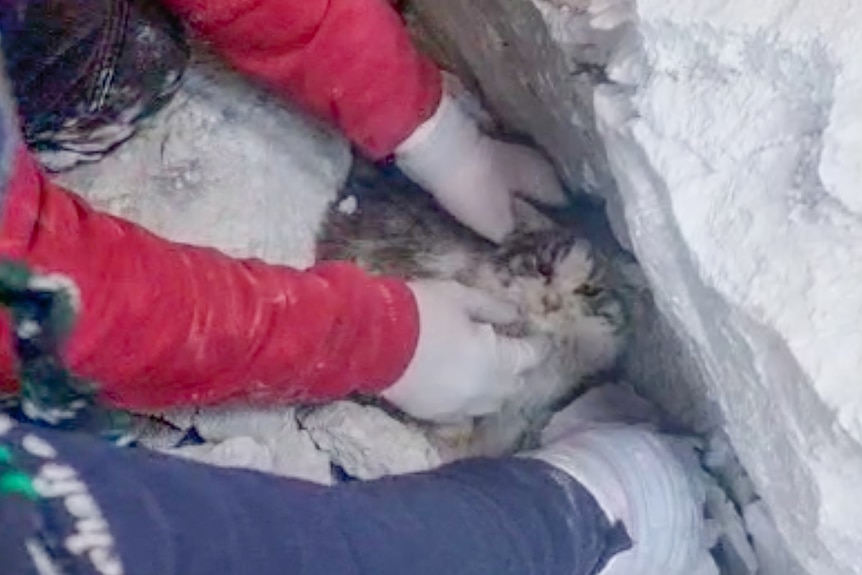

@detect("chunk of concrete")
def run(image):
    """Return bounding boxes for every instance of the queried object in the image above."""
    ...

[57,53,350,268]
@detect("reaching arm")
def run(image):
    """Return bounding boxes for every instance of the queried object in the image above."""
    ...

[161,0,442,159]
[0,146,419,409]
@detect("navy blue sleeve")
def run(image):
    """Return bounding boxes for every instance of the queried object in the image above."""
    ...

[0,418,629,575]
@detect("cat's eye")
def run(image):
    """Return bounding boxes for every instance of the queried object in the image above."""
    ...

[574,284,601,297]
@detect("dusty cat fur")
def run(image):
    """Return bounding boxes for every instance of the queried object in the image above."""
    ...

[316,159,630,457]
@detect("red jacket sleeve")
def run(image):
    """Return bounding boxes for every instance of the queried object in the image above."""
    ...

[0,147,419,410]
[161,0,442,159]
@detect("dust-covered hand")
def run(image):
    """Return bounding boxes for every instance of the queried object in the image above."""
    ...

[395,94,566,244]
[381,280,548,422]
[525,388,719,575]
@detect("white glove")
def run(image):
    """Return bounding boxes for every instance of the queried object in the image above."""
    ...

[525,390,718,575]
[382,280,549,423]
[395,94,566,243]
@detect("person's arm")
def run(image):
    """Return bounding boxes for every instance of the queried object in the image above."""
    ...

[0,145,419,409]
[161,0,441,161]
[161,0,567,243]
[0,417,623,575]
[0,70,545,419]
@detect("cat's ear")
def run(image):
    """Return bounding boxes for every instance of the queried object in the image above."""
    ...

[511,197,558,234]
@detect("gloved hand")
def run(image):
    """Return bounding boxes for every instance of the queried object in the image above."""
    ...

[395,94,566,243]
[382,280,548,422]
[525,390,719,575]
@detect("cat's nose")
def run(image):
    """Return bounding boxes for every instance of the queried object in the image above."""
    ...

[538,261,554,279]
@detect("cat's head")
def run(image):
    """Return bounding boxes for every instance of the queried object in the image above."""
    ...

[497,230,629,335]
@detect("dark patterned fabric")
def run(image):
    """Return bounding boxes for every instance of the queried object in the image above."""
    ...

[0,0,189,166]
[0,261,131,444]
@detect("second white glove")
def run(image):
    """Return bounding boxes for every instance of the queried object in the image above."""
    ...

[525,388,718,575]
[382,280,548,423]
[395,94,566,243]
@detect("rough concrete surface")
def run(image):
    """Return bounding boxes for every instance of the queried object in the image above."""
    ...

[56,52,351,269]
